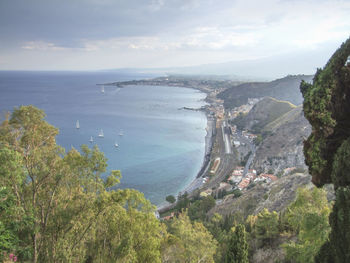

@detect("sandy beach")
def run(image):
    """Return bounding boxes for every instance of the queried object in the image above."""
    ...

[157,112,216,211]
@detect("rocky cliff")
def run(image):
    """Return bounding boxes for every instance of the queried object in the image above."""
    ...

[253,106,311,174]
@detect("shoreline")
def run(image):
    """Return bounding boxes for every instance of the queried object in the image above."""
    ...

[103,79,217,211]
[156,113,216,212]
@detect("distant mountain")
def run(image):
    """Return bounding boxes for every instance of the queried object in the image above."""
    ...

[218,74,313,108]
[107,47,334,80]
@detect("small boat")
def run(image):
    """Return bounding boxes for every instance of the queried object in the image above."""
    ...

[89,136,94,143]
[101,85,105,93]
[119,129,124,136]
[76,120,80,129]
[114,141,119,148]
[98,129,104,138]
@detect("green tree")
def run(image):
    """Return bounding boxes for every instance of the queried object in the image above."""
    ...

[166,195,176,204]
[188,196,216,221]
[253,208,279,246]
[225,224,248,263]
[301,37,350,262]
[282,187,331,263]
[0,106,165,262]
[165,212,217,263]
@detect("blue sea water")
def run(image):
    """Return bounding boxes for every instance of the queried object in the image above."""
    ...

[0,71,207,206]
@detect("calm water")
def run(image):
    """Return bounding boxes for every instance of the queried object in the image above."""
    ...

[0,71,207,205]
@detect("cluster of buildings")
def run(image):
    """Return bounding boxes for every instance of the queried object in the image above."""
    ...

[228,166,278,191]
[241,130,258,141]
[227,98,261,119]
[208,104,225,119]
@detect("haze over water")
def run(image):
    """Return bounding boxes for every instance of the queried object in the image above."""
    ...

[0,71,207,205]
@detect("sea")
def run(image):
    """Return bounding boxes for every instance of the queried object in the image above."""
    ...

[0,71,207,206]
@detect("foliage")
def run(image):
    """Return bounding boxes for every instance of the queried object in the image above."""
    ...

[0,106,165,263]
[175,192,191,211]
[165,212,218,263]
[188,196,216,221]
[230,112,247,130]
[248,208,279,247]
[166,195,176,204]
[282,187,331,263]
[225,224,249,263]
[301,36,350,261]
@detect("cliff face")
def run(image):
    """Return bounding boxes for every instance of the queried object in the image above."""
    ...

[232,96,311,174]
[253,106,311,173]
[301,37,350,262]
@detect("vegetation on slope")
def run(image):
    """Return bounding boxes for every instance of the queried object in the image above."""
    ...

[0,72,342,263]
[218,75,313,109]
[0,106,217,263]
[231,97,296,134]
[301,37,350,262]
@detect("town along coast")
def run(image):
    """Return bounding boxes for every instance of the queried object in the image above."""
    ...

[106,76,225,207]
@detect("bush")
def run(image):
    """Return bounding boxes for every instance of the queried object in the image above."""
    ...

[166,195,176,204]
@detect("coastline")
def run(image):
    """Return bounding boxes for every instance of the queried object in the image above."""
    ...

[156,112,216,212]
[104,78,218,211]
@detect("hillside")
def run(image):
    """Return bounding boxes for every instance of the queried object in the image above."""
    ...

[218,74,313,108]
[209,173,311,219]
[230,96,311,174]
[232,97,296,132]
[252,106,311,173]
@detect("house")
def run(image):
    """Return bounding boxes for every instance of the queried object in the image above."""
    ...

[233,140,240,147]
[248,169,257,175]
[162,212,175,221]
[238,178,251,190]
[259,173,278,183]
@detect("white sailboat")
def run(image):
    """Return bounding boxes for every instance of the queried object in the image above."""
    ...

[98,129,104,138]
[101,85,105,93]
[76,120,80,129]
[114,141,119,148]
[89,136,94,143]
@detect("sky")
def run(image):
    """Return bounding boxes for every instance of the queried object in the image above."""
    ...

[0,0,349,77]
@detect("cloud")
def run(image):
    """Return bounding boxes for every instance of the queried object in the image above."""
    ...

[21,41,68,51]
[2,0,350,71]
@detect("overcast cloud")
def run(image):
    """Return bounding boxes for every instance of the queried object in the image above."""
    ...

[0,0,349,76]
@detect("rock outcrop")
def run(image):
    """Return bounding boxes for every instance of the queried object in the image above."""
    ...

[253,106,311,173]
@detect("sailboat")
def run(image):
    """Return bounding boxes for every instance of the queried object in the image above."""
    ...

[114,141,119,148]
[101,85,105,93]
[119,129,124,136]
[98,129,104,138]
[76,120,80,129]
[89,136,94,143]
